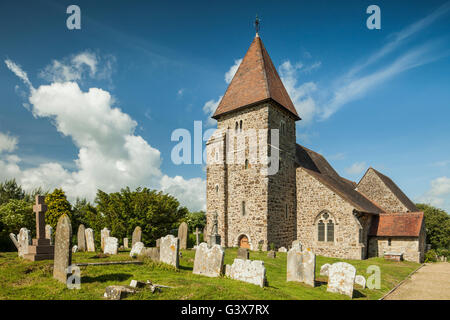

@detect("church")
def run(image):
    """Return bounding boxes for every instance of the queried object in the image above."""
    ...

[205,31,425,263]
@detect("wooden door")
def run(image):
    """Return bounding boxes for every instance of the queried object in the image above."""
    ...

[239,236,250,249]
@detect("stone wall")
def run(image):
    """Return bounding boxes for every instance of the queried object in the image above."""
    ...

[296,168,366,260]
[357,168,409,213]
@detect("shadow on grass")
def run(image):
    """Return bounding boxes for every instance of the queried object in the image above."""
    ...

[179,265,193,271]
[89,253,110,259]
[314,280,327,287]
[81,273,132,283]
[353,290,366,298]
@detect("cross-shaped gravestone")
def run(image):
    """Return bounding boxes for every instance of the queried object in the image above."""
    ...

[33,195,47,240]
[194,227,200,246]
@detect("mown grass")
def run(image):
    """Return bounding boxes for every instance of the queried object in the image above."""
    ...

[0,248,419,300]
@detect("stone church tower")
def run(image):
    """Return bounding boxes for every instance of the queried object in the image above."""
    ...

[206,32,301,250]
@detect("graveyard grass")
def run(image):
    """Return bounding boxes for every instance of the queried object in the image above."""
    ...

[0,249,419,300]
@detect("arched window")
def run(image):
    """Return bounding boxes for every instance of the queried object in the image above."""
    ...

[316,211,336,243]
[235,121,238,133]
[280,120,286,135]
[318,221,325,242]
[327,221,334,242]
[245,159,249,169]
[215,185,219,195]
[241,201,246,216]
[239,120,243,132]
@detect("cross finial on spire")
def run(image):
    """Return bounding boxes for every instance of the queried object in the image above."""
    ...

[254,14,261,36]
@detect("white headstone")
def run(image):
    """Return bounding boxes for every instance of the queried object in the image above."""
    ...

[45,224,53,245]
[327,262,356,298]
[104,237,118,255]
[355,275,366,289]
[278,247,287,253]
[286,247,315,287]
[193,243,224,277]
[160,235,179,268]
[101,228,110,251]
[85,228,95,252]
[18,228,31,258]
[320,263,331,277]
[72,245,78,253]
[225,259,266,287]
[130,241,145,257]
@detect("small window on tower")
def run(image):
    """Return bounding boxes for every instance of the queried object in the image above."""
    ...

[235,122,238,133]
[241,201,246,216]
[280,120,286,135]
[245,159,249,169]
[239,120,243,132]
[388,238,392,246]
[285,203,288,219]
[215,185,219,194]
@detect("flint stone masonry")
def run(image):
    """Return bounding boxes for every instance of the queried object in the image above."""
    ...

[193,243,224,277]
[327,262,356,298]
[18,228,31,257]
[225,259,267,288]
[178,222,188,250]
[104,237,118,255]
[53,214,72,283]
[237,248,250,260]
[85,228,95,252]
[77,224,86,252]
[101,228,110,251]
[142,247,160,261]
[130,242,145,257]
[160,235,179,268]
[286,247,315,287]
[45,225,53,245]
[132,226,142,247]
[9,233,19,250]
[320,263,330,277]
[292,240,302,250]
[355,275,366,289]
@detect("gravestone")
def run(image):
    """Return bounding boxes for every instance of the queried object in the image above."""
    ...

[355,275,366,289]
[9,233,19,250]
[286,247,315,287]
[193,243,224,277]
[77,224,86,252]
[156,238,161,248]
[267,250,276,258]
[160,234,179,268]
[53,214,72,283]
[23,196,54,261]
[327,262,356,298]
[45,225,53,245]
[18,228,31,258]
[225,259,266,288]
[123,238,129,249]
[85,228,95,252]
[291,240,302,250]
[130,241,145,257]
[72,245,78,253]
[101,228,110,251]
[320,263,331,277]
[237,248,250,260]
[194,227,201,247]
[178,222,188,250]
[278,247,287,253]
[132,226,142,248]
[104,237,118,255]
[142,247,160,261]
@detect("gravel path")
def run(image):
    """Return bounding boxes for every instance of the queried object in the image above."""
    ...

[384,262,450,300]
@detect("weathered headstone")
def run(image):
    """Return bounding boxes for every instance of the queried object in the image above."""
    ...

[72,245,78,253]
[355,275,366,289]
[85,228,95,252]
[225,259,266,287]
[104,237,118,255]
[45,224,53,245]
[291,240,302,250]
[194,227,201,247]
[18,228,31,258]
[320,263,331,277]
[178,222,188,250]
[327,262,356,298]
[159,235,179,268]
[23,196,54,261]
[53,214,72,283]
[286,247,315,287]
[142,247,160,261]
[123,238,129,249]
[237,248,250,260]
[267,250,276,258]
[278,247,287,253]
[156,238,161,248]
[130,241,145,257]
[101,228,110,251]
[9,233,19,250]
[77,224,86,252]
[193,243,224,277]
[132,226,142,248]
[104,285,136,300]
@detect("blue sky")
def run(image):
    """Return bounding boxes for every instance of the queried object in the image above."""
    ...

[0,0,449,212]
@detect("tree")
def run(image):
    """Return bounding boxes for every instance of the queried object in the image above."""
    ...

[0,199,34,234]
[45,188,72,230]
[185,211,206,232]
[0,179,25,206]
[416,203,450,250]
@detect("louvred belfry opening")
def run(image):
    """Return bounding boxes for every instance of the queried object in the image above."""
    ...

[212,34,301,121]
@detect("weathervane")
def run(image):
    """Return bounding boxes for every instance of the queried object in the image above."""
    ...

[254,14,261,34]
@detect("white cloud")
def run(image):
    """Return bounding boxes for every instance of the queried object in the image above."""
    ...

[202,96,222,127]
[224,59,242,84]
[177,88,184,96]
[345,162,367,176]
[418,176,450,209]
[0,133,18,153]
[5,59,33,88]
[3,56,206,211]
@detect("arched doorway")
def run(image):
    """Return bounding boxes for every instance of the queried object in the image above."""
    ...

[239,235,250,249]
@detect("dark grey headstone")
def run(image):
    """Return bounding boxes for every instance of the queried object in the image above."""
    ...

[53,214,72,283]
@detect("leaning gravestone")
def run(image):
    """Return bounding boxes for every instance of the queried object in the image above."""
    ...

[178,222,188,250]
[123,238,129,249]
[77,224,86,252]
[320,263,331,277]
[53,214,72,283]
[101,228,110,251]
[104,237,118,255]
[355,275,366,289]
[160,235,179,268]
[18,228,31,258]
[225,259,266,288]
[45,225,53,245]
[286,247,315,287]
[327,262,356,298]
[130,241,145,257]
[237,248,250,260]
[193,243,224,278]
[9,233,19,250]
[85,228,95,252]
[132,226,142,248]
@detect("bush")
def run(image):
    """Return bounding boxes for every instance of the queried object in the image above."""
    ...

[424,249,437,263]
